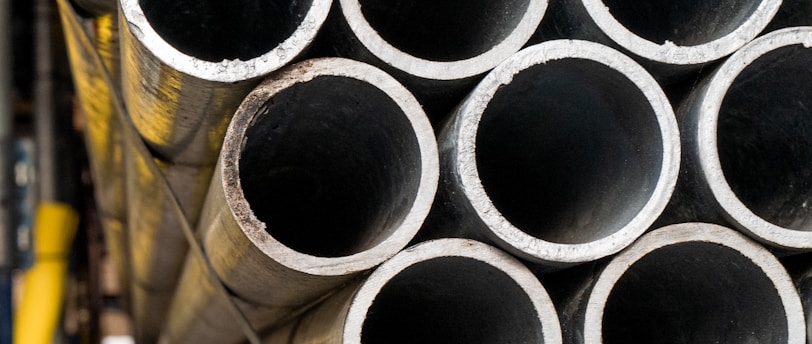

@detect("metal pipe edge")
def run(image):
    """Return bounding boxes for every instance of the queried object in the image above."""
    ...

[658,27,812,252]
[118,0,332,165]
[555,223,805,344]
[263,238,563,344]
[319,0,547,121]
[423,39,680,269]
[161,57,439,344]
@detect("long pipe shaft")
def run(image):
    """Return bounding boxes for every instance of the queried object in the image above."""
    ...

[161,58,438,343]
[557,223,805,343]
[538,0,780,72]
[658,27,812,251]
[424,39,679,268]
[263,239,562,344]
[324,0,547,119]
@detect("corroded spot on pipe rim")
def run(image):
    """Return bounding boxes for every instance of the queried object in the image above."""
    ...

[338,0,547,80]
[582,0,781,65]
[582,223,805,343]
[697,27,812,250]
[220,57,439,276]
[453,39,679,265]
[119,0,331,82]
[343,239,562,344]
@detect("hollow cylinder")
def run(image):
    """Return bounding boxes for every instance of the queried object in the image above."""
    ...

[161,57,438,344]
[665,27,812,251]
[425,39,679,268]
[263,239,562,344]
[118,0,332,165]
[541,0,780,69]
[328,0,547,118]
[557,222,805,344]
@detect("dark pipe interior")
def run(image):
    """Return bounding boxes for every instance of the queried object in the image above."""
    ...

[358,0,532,61]
[718,44,812,232]
[362,257,546,344]
[239,76,422,257]
[603,242,788,343]
[476,59,663,245]
[600,0,762,45]
[139,0,312,62]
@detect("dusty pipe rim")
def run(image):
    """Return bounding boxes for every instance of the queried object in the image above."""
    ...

[119,0,331,82]
[582,0,781,65]
[343,238,562,344]
[338,0,547,81]
[583,223,805,343]
[220,57,438,276]
[698,27,812,250]
[455,39,679,264]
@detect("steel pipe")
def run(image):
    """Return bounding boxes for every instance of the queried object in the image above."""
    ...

[557,223,805,343]
[542,0,779,67]
[328,0,547,118]
[119,0,331,166]
[425,39,679,267]
[161,58,438,344]
[263,239,562,344]
[662,27,812,251]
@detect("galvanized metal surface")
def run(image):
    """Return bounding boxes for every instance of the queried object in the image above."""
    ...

[659,27,812,251]
[118,0,331,165]
[557,223,805,343]
[422,39,680,268]
[263,239,562,344]
[161,58,438,343]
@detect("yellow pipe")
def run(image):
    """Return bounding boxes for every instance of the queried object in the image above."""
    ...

[14,203,79,344]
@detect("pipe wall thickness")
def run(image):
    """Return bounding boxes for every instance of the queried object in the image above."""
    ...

[538,0,780,75]
[658,27,812,251]
[424,39,679,268]
[118,0,331,165]
[161,58,438,344]
[263,239,562,344]
[556,223,805,344]
[325,0,547,119]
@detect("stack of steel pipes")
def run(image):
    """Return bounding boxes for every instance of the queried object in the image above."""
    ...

[57,0,812,342]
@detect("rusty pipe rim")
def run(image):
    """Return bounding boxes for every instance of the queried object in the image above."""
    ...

[119,0,331,82]
[220,57,438,276]
[698,27,812,250]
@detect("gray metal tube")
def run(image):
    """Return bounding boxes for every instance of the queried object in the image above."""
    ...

[263,239,562,344]
[557,223,805,343]
[660,27,812,251]
[425,39,680,268]
[540,0,780,68]
[161,58,438,344]
[328,0,547,118]
[118,0,331,165]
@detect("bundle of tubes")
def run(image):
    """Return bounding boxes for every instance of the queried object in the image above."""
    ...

[57,0,812,342]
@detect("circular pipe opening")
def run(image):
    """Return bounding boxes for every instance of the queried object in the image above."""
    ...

[475,59,663,245]
[357,0,532,62]
[598,0,762,46]
[361,256,546,343]
[139,0,313,62]
[717,44,812,232]
[239,75,422,258]
[602,242,788,343]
